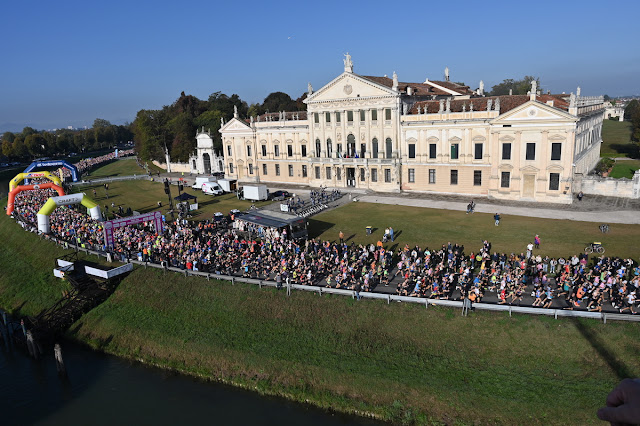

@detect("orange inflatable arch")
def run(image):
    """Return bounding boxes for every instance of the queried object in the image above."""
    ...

[6,182,65,215]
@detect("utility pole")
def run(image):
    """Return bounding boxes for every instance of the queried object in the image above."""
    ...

[164,178,175,221]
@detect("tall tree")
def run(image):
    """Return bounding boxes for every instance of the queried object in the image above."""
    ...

[21,127,37,138]
[2,139,14,158]
[24,133,48,158]
[12,137,28,158]
[261,91,299,114]
[625,100,639,121]
[490,76,541,96]
[2,132,16,144]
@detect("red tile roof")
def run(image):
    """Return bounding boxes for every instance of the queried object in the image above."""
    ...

[409,94,570,115]
[360,75,474,96]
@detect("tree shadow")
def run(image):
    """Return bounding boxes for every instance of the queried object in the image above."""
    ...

[67,322,84,336]
[97,334,114,350]
[10,301,27,317]
[610,143,640,159]
[570,317,632,380]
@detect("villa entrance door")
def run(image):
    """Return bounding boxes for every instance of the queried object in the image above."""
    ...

[203,153,211,174]
[346,168,356,187]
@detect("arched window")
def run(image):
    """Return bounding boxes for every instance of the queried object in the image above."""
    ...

[385,138,393,159]
[315,138,321,157]
[203,153,211,174]
[347,134,356,157]
[372,138,378,159]
[326,138,332,158]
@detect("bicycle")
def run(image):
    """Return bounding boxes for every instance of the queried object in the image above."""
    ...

[584,242,605,254]
[599,224,610,233]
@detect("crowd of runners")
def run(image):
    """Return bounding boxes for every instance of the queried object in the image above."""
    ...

[6,172,640,314]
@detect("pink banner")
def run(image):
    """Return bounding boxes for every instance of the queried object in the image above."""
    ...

[103,211,163,247]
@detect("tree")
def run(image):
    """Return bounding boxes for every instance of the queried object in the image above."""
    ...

[2,132,16,144]
[21,127,37,138]
[2,139,14,158]
[12,137,28,158]
[624,100,639,121]
[208,92,248,119]
[167,112,196,161]
[24,133,48,158]
[93,118,112,128]
[262,91,299,113]
[490,76,541,96]
[133,109,167,161]
[194,110,224,148]
[627,100,640,142]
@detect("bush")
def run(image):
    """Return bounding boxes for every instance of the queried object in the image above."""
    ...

[595,157,615,175]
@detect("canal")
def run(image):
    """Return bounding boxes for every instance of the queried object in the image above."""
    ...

[0,340,380,425]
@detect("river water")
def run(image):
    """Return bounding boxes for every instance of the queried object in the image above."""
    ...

[0,340,380,426]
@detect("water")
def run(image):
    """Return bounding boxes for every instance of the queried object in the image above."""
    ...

[0,340,380,426]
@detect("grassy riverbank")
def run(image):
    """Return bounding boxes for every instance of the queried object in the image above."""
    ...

[1,210,639,424]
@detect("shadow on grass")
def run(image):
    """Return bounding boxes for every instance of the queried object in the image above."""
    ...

[68,322,83,336]
[307,218,335,239]
[570,317,632,380]
[610,143,640,159]
[10,301,28,317]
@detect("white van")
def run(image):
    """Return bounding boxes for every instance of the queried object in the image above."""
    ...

[192,177,216,190]
[202,182,224,195]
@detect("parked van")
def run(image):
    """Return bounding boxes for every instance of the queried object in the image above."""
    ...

[192,176,216,190]
[202,182,224,195]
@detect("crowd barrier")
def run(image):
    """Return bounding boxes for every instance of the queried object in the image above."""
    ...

[40,234,640,325]
[70,175,152,186]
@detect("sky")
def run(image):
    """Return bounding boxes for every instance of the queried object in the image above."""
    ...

[1,0,639,132]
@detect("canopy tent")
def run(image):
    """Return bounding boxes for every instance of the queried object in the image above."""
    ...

[234,210,308,240]
[174,192,197,201]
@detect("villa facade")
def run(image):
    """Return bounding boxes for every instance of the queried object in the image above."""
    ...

[218,56,604,204]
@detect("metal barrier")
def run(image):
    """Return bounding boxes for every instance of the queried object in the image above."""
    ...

[70,175,151,186]
[31,231,640,324]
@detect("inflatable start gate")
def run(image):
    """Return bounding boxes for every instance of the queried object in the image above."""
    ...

[24,159,79,182]
[6,182,65,216]
[9,171,62,192]
[37,193,103,234]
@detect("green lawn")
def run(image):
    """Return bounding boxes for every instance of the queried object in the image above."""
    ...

[601,120,637,158]
[310,202,640,259]
[1,209,638,425]
[85,157,147,178]
[610,159,640,179]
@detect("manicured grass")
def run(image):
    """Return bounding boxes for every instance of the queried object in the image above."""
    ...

[78,178,272,221]
[85,157,147,178]
[0,210,74,316]
[310,202,640,259]
[610,159,640,179]
[601,120,636,158]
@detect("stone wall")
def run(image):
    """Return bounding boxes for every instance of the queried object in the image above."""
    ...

[576,170,640,198]
[152,160,192,173]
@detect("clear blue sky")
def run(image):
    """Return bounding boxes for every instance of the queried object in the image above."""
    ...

[1,0,638,132]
